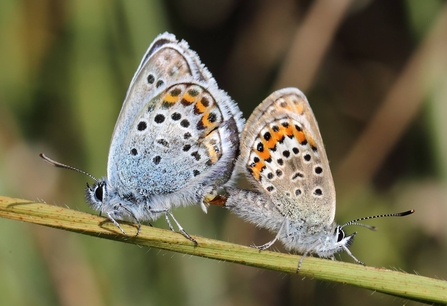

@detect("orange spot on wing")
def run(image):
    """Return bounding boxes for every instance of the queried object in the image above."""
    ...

[272,129,285,143]
[279,102,292,111]
[265,138,276,150]
[293,125,307,144]
[182,92,196,104]
[294,103,304,115]
[307,135,317,150]
[199,112,218,131]
[203,113,213,127]
[297,131,306,143]
[204,141,220,163]
[284,123,294,137]
[263,128,277,149]
[276,124,291,142]
[250,160,265,181]
[164,93,179,104]
[257,142,271,161]
[195,99,208,114]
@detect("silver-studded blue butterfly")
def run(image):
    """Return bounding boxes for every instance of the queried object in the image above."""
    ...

[208,88,413,269]
[41,32,244,242]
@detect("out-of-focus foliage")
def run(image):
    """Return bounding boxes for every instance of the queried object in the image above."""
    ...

[1,1,446,305]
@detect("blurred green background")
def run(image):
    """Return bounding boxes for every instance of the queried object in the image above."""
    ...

[1,0,447,305]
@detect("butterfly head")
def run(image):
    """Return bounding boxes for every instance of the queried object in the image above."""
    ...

[85,179,108,211]
[323,225,357,257]
[294,224,357,259]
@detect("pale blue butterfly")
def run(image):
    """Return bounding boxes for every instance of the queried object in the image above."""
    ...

[42,32,244,243]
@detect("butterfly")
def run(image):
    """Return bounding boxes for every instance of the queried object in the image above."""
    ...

[208,87,413,270]
[41,32,244,242]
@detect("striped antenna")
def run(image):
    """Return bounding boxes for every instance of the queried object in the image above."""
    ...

[40,153,98,182]
[341,210,415,230]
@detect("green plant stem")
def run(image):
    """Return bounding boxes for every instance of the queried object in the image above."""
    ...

[0,195,444,304]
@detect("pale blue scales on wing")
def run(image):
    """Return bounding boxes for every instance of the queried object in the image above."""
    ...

[113,82,241,205]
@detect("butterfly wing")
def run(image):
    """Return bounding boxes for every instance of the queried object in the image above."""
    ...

[108,32,215,183]
[107,33,243,207]
[235,88,336,227]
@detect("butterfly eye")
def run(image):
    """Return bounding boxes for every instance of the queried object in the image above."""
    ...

[95,184,104,202]
[336,227,345,242]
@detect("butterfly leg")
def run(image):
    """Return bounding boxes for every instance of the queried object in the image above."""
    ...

[297,242,322,272]
[252,235,279,250]
[252,218,287,250]
[148,208,198,245]
[297,251,310,273]
[164,212,175,231]
[166,211,198,245]
[342,245,365,266]
[146,208,174,230]
[104,205,141,236]
[120,204,141,237]
[106,212,128,236]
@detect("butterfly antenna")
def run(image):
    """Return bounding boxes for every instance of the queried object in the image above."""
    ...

[346,222,377,231]
[341,210,415,231]
[40,153,98,182]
